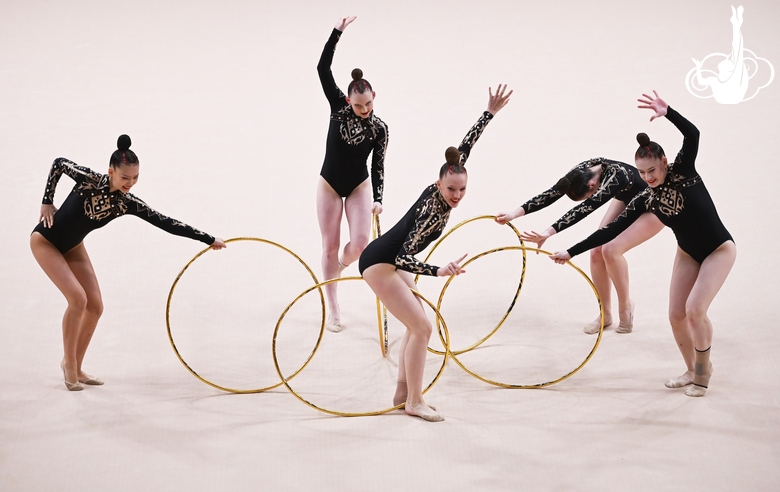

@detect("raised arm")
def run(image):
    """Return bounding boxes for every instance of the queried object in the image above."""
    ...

[638,90,699,167]
[458,84,512,165]
[317,17,356,110]
[664,106,700,167]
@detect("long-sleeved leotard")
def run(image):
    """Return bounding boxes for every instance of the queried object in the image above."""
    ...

[358,111,494,276]
[318,28,388,202]
[32,158,215,254]
[520,158,647,233]
[567,107,733,264]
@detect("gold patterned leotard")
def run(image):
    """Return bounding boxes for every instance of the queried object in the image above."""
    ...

[567,107,733,264]
[359,111,493,275]
[32,158,214,253]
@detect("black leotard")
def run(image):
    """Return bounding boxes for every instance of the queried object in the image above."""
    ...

[359,111,494,276]
[318,28,388,202]
[520,158,647,233]
[32,158,215,253]
[567,107,733,264]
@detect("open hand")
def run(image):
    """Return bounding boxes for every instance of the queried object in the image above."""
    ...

[520,229,552,251]
[335,16,357,32]
[39,204,58,228]
[637,90,668,122]
[487,84,513,115]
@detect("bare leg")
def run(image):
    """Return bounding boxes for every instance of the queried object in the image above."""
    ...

[584,200,626,333]
[316,178,346,330]
[586,246,614,333]
[602,212,665,333]
[64,244,105,384]
[363,264,442,422]
[341,179,373,266]
[393,330,410,406]
[30,233,90,390]
[683,241,736,396]
[666,248,700,387]
[392,271,437,409]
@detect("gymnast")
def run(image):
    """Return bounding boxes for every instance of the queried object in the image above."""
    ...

[31,135,226,391]
[550,91,735,396]
[359,85,512,421]
[495,157,664,334]
[317,16,389,333]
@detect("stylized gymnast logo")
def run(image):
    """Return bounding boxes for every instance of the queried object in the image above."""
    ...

[685,5,774,104]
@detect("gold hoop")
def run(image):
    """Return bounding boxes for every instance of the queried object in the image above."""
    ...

[414,215,527,355]
[429,243,528,356]
[445,246,604,388]
[165,237,325,394]
[371,214,389,357]
[272,276,450,417]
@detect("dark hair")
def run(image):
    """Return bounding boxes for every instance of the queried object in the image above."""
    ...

[554,167,594,200]
[347,68,373,96]
[438,147,466,179]
[109,134,139,168]
[634,133,665,161]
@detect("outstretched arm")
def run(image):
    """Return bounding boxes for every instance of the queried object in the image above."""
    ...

[550,194,650,263]
[125,195,221,247]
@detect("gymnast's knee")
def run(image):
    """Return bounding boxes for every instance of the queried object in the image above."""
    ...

[85,297,104,318]
[589,246,605,264]
[352,233,370,253]
[411,320,433,339]
[601,242,623,262]
[321,240,340,258]
[684,303,708,327]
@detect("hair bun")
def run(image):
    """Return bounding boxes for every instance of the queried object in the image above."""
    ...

[444,147,460,166]
[636,133,650,146]
[554,177,571,193]
[117,134,132,151]
[351,68,363,81]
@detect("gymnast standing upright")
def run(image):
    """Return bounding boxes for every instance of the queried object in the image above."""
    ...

[359,85,512,421]
[550,91,735,396]
[31,135,226,391]
[317,16,389,333]
[495,157,664,334]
